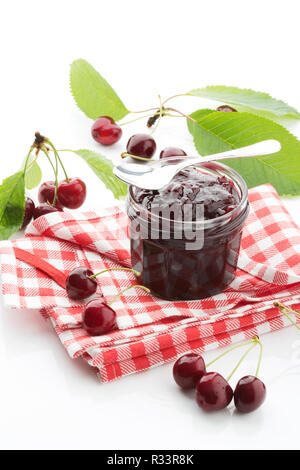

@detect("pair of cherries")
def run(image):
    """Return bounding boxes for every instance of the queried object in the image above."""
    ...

[125,134,187,161]
[173,347,266,413]
[66,266,116,336]
[65,266,145,336]
[38,178,86,210]
[126,134,188,161]
[21,177,86,230]
[91,116,155,157]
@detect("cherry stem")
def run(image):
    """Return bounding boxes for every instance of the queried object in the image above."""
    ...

[119,112,160,127]
[40,147,56,174]
[255,338,263,377]
[23,145,35,175]
[108,284,150,306]
[89,267,141,279]
[165,113,185,118]
[46,139,69,182]
[273,301,300,331]
[129,107,160,114]
[121,152,151,162]
[166,107,196,123]
[162,93,187,106]
[226,341,258,382]
[119,110,180,128]
[205,339,256,368]
[150,95,163,135]
[26,150,40,172]
[128,95,195,125]
[42,146,59,206]
[129,92,187,114]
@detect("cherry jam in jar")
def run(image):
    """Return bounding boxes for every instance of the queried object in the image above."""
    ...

[127,160,249,300]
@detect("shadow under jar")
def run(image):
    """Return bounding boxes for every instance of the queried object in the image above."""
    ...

[127,160,249,301]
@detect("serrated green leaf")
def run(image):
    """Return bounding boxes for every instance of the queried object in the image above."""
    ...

[25,160,42,190]
[187,110,300,196]
[73,149,127,200]
[70,59,129,121]
[0,171,25,240]
[188,86,300,119]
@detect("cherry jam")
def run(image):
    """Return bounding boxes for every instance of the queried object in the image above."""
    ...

[127,161,249,300]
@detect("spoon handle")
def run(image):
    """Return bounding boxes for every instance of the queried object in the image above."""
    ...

[199,139,281,163]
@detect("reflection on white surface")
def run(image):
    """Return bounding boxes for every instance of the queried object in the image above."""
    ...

[0,285,300,449]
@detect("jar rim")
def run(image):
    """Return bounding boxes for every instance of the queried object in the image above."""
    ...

[128,159,249,228]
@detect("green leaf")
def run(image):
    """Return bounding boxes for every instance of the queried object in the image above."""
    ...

[187,110,300,196]
[25,160,42,190]
[0,171,25,240]
[73,149,128,200]
[70,59,129,121]
[188,86,300,119]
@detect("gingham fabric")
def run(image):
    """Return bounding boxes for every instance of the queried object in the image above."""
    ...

[1,184,300,383]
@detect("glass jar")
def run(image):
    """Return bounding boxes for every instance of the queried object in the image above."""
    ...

[126,160,249,301]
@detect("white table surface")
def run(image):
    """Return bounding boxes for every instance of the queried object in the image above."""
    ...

[1,0,300,450]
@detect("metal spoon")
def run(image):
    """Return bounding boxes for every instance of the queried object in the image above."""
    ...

[113,139,281,190]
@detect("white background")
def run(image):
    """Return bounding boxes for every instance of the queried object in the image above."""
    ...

[1,0,300,450]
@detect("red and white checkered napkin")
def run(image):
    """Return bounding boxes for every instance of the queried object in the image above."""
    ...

[1,184,300,383]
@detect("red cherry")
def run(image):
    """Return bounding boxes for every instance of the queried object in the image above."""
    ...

[38,181,64,209]
[196,372,233,411]
[91,116,122,145]
[83,298,117,336]
[173,353,206,389]
[66,267,97,300]
[33,204,63,220]
[57,178,86,209]
[234,375,266,413]
[160,147,187,159]
[216,105,237,112]
[21,197,35,229]
[127,134,156,159]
